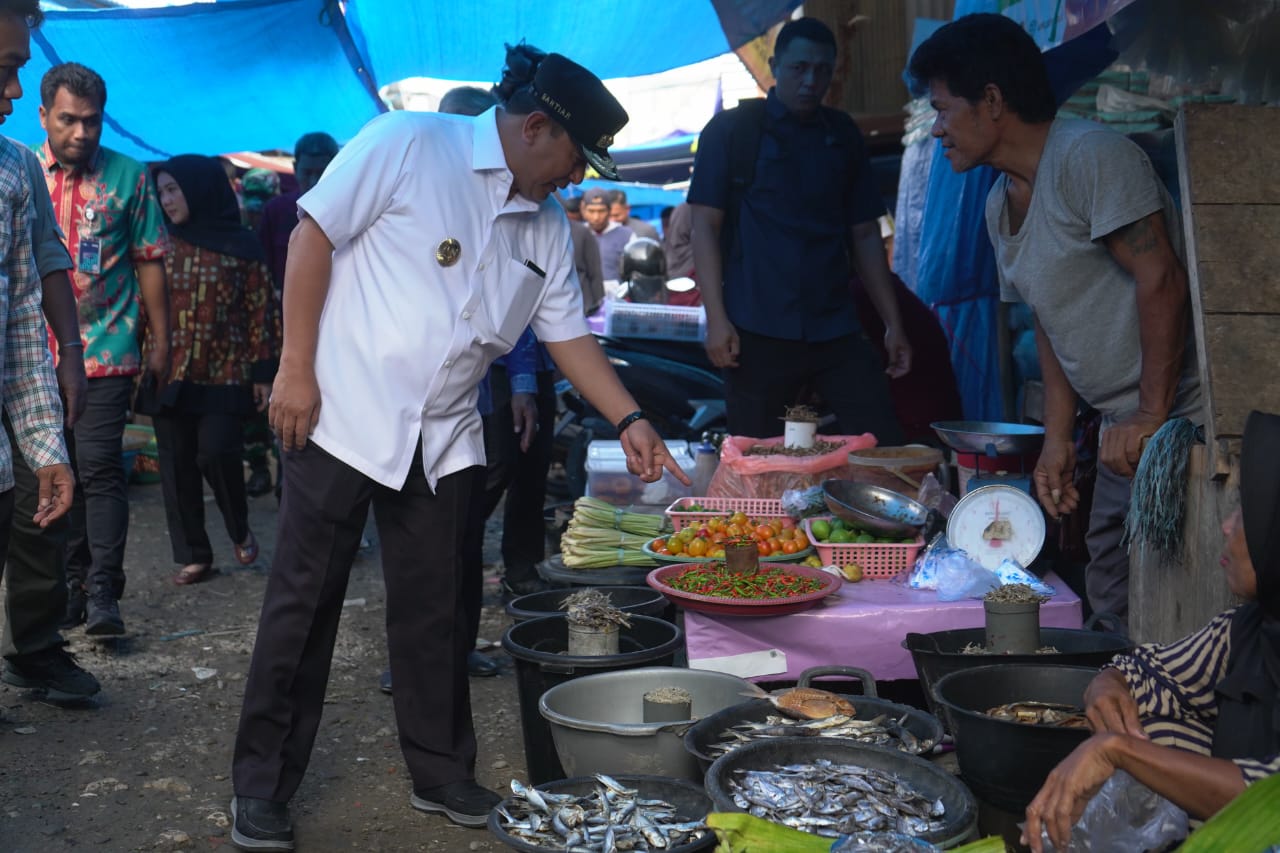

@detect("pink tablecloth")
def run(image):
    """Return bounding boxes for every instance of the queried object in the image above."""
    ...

[683,573,1082,682]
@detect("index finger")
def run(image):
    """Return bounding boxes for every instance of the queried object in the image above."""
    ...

[663,451,692,486]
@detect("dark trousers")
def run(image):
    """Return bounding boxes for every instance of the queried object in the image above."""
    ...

[460,369,555,646]
[65,376,133,598]
[725,330,904,444]
[1085,462,1132,632]
[1,416,52,660]
[154,409,250,565]
[242,409,274,470]
[233,442,477,802]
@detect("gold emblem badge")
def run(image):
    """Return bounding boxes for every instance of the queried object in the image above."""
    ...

[595,134,614,148]
[435,238,462,267]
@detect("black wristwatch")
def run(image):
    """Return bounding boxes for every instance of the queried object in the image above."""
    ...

[615,410,646,434]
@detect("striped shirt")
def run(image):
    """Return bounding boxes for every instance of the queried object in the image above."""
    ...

[1109,607,1280,783]
[0,138,69,488]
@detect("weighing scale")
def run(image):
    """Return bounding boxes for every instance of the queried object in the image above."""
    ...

[946,483,1047,570]
[931,421,1046,496]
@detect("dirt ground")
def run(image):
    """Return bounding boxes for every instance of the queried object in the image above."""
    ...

[0,470,527,852]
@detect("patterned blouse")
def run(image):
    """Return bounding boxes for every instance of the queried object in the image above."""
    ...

[161,237,277,389]
[1108,607,1280,783]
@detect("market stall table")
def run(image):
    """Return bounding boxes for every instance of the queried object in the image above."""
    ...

[683,572,1082,682]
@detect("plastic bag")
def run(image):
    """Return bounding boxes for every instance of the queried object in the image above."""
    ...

[1023,770,1189,852]
[907,540,999,600]
[707,434,878,500]
[995,558,1057,596]
[916,472,958,519]
[781,485,828,520]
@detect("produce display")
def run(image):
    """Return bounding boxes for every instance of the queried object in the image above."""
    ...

[649,512,810,559]
[727,761,948,838]
[559,498,664,569]
[660,563,826,599]
[495,775,708,851]
[808,516,918,546]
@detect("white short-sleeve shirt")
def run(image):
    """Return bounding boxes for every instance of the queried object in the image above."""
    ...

[299,108,588,489]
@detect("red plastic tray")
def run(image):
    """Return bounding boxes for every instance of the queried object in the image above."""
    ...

[645,564,842,617]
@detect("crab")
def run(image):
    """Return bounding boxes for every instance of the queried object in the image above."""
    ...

[743,685,857,720]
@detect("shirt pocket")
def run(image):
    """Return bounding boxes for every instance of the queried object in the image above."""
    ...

[483,259,544,348]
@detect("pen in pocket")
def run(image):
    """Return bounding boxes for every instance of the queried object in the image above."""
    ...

[522,258,546,278]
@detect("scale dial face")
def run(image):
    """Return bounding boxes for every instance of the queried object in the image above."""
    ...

[947,484,1046,570]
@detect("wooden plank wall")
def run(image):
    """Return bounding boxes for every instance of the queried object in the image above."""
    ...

[1175,105,1280,473]
[1130,105,1278,644]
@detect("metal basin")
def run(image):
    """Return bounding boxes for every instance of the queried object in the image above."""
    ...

[930,421,1046,456]
[822,479,928,537]
[539,666,752,781]
[932,664,1098,813]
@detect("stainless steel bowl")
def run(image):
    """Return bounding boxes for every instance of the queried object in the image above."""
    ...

[822,479,928,537]
[930,420,1046,456]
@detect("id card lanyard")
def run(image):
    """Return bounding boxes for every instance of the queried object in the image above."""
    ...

[77,184,102,276]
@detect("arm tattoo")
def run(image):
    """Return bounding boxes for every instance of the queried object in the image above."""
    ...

[1120,216,1159,255]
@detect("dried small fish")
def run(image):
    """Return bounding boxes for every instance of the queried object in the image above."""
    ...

[727,760,947,840]
[960,642,1061,655]
[496,775,709,851]
[707,713,936,757]
[984,701,1089,728]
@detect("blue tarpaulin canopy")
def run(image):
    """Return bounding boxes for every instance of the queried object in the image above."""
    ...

[10,0,799,162]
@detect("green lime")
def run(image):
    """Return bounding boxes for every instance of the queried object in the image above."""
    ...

[830,518,847,531]
[856,533,875,543]
[809,519,831,541]
[829,529,852,544]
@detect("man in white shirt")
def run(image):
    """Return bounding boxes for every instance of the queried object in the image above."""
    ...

[229,53,687,851]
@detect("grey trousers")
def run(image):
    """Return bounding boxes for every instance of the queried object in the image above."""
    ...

[1084,463,1132,632]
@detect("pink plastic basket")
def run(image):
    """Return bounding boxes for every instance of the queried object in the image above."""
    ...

[664,496,787,531]
[801,516,923,579]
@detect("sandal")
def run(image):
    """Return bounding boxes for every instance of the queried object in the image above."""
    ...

[235,532,259,566]
[174,563,214,586]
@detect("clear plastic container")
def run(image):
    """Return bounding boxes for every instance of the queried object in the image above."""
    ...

[584,439,694,507]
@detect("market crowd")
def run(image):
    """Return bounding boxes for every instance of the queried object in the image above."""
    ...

[0,1,1273,852]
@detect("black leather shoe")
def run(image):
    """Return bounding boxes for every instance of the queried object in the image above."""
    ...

[410,779,501,828]
[60,583,86,629]
[379,669,392,695]
[467,651,499,678]
[84,592,125,636]
[230,796,294,851]
[2,647,101,701]
[245,466,273,497]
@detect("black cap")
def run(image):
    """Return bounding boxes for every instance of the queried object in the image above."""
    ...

[530,54,628,180]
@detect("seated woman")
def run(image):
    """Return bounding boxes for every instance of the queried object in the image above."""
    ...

[1023,409,1280,852]
[145,155,279,585]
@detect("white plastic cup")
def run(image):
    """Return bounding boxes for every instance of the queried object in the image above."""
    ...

[784,420,817,449]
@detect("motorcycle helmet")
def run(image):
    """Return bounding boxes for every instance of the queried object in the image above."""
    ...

[620,237,668,304]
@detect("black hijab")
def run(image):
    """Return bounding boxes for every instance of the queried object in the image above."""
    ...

[155,155,265,262]
[1212,410,1280,761]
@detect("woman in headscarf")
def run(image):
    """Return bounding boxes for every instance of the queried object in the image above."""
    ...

[1023,409,1280,851]
[145,155,279,586]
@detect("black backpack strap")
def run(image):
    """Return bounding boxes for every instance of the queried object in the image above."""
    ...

[720,98,768,263]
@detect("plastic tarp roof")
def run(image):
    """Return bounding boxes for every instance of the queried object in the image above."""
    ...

[8,0,799,162]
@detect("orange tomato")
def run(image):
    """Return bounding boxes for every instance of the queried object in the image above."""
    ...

[727,523,744,538]
[767,537,782,553]
[729,511,749,527]
[782,540,800,554]
[756,541,772,556]
[778,528,795,541]
[794,531,810,549]
[651,538,667,551]
[754,524,774,540]
[686,537,708,557]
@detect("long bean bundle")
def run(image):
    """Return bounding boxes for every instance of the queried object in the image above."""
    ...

[570,497,666,536]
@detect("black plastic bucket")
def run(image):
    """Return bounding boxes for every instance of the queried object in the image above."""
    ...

[903,628,1129,725]
[504,585,671,624]
[931,663,1097,813]
[501,614,684,784]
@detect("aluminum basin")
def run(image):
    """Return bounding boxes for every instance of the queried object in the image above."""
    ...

[539,666,751,781]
